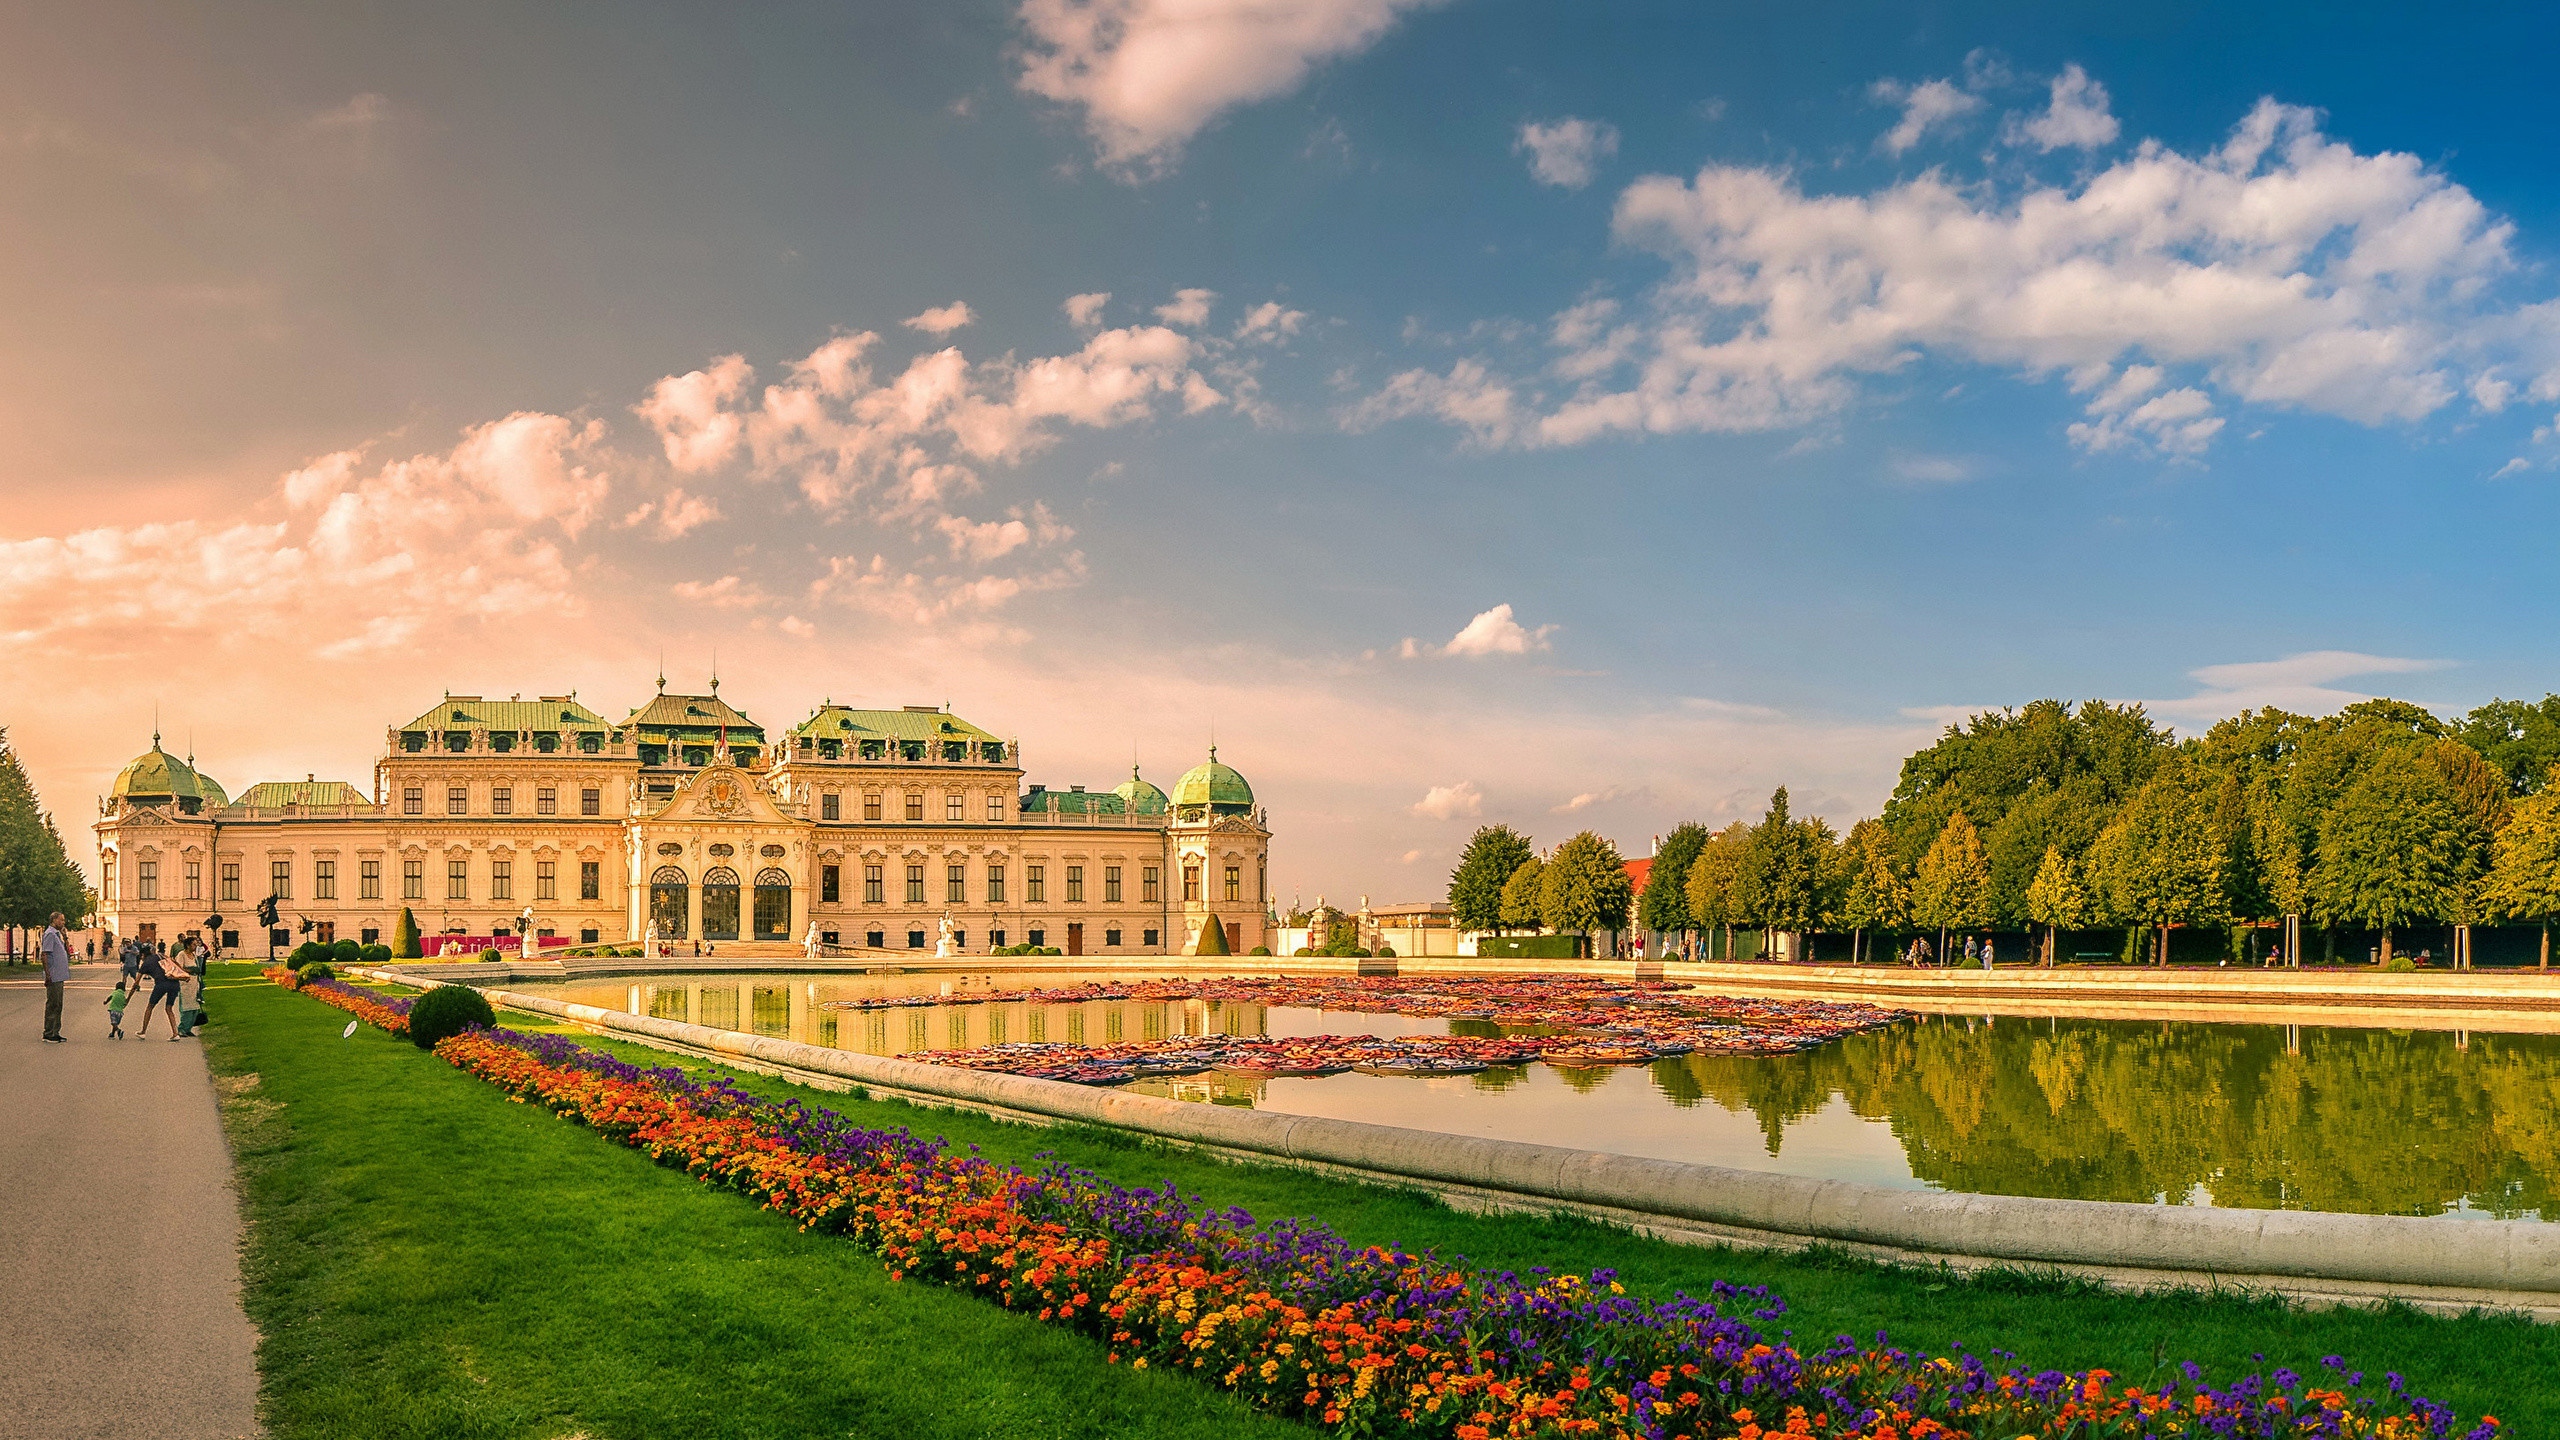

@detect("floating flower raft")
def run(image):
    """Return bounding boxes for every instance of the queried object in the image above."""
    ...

[837,975,1908,1085]
[273,968,2498,1440]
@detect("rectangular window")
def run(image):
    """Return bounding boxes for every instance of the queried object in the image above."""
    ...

[986,795,1004,822]
[947,864,966,904]
[580,787,600,816]
[1104,866,1121,903]
[403,860,424,900]
[1104,928,1121,948]
[864,865,883,903]
[579,861,600,901]
[946,794,965,822]
[184,860,202,900]
[1259,860,1267,903]
[1027,865,1045,903]
[360,928,379,945]
[1066,865,1084,903]
[536,787,557,816]
[315,860,337,900]
[990,929,1006,949]
[1224,866,1241,903]
[221,863,240,903]
[1183,865,1201,902]
[864,793,883,821]
[447,859,468,900]
[447,785,467,816]
[907,929,926,950]
[822,793,840,821]
[360,860,381,900]
[271,859,292,900]
[904,865,925,904]
[904,793,924,822]
[986,865,1005,903]
[1143,928,1159,948]
[403,786,423,816]
[821,864,840,903]
[1027,928,1045,948]
[1143,866,1160,903]
[865,930,885,948]
[103,859,114,896]
[138,861,158,901]
[491,786,512,816]
[490,861,512,901]
[535,860,556,901]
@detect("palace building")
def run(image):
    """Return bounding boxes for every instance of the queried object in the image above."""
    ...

[93,681,1272,959]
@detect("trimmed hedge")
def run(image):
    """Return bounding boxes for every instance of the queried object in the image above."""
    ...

[1473,934,1584,960]
[407,984,496,1050]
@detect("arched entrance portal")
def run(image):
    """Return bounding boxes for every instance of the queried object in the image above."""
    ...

[702,866,741,941]
[649,867,688,939]
[753,868,792,941]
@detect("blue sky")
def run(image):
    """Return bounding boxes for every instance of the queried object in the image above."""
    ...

[6,0,2560,898]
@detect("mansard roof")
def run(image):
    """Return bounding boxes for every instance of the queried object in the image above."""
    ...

[1020,784,1125,816]
[399,695,610,733]
[786,704,1000,746]
[624,691,764,739]
[234,779,370,809]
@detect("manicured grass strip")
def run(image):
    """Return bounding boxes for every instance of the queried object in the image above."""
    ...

[414,983,2557,1435]
[203,965,1313,1440]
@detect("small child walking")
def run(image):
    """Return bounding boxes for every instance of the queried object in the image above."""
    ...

[105,982,132,1039]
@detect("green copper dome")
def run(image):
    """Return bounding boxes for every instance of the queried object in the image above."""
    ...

[1113,764,1170,816]
[1171,749,1254,818]
[111,740,222,810]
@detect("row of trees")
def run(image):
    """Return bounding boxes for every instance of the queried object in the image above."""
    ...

[1447,825,1634,949]
[1444,694,2560,965]
[0,727,92,959]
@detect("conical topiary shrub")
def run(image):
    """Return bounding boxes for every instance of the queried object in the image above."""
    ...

[392,907,422,960]
[1193,915,1231,956]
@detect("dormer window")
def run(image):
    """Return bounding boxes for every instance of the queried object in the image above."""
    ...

[682,747,710,767]
[445,733,470,753]
[535,733,558,753]
[400,733,426,753]
[819,739,841,760]
[861,740,885,760]
[578,734,601,754]
[942,741,967,762]
[900,741,925,761]
[491,733,514,753]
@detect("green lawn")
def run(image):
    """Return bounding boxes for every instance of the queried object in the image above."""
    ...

[212,964,2544,1436]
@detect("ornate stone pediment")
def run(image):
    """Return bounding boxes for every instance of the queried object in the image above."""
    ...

[644,763,799,827]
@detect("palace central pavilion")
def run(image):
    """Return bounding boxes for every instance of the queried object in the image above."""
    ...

[92,682,1272,958]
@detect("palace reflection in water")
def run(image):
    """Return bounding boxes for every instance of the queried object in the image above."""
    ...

[524,972,2560,1220]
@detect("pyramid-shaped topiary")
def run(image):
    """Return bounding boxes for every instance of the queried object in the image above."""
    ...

[1192,914,1231,956]
[391,906,422,960]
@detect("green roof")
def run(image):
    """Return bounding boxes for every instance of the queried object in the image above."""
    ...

[400,695,610,733]
[1020,786,1125,816]
[111,742,223,804]
[1113,765,1169,815]
[786,704,1000,745]
[234,780,369,809]
[624,691,764,740]
[1171,751,1254,813]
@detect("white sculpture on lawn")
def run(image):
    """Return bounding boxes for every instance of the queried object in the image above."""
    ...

[935,910,957,959]
[645,919,660,957]
[519,906,537,959]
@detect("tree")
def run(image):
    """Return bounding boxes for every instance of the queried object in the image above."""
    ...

[1497,856,1545,931]
[2022,846,2093,967]
[2090,765,2228,966]
[392,906,423,960]
[1538,831,1632,953]
[2311,753,2468,962]
[2481,770,2560,969]
[1683,823,1749,959]
[1447,824,1535,932]
[2456,694,2560,796]
[1910,812,1993,958]
[1637,822,1712,947]
[1733,788,1825,956]
[0,728,89,955]
[1838,819,1908,964]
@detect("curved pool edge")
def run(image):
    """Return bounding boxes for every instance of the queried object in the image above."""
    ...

[362,969,2560,1322]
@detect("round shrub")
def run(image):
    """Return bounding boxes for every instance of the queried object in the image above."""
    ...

[1248,945,1271,956]
[1374,945,1396,958]
[1294,947,1315,957]
[360,944,391,964]
[292,961,334,987]
[289,941,324,966]
[478,947,503,963]
[2383,955,2418,974]
[408,985,496,1049]
[331,938,361,964]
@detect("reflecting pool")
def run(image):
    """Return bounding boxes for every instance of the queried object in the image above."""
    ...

[509,969,2560,1220]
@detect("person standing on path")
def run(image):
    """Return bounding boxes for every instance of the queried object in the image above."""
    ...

[1982,937,1995,970]
[39,913,72,1042]
[133,945,185,1041]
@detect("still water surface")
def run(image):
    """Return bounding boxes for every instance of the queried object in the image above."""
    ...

[512,968,2560,1220]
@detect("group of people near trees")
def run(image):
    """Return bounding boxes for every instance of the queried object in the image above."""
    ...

[1447,693,2560,968]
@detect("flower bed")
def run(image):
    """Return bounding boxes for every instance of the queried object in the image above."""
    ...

[266,966,414,1037]
[279,973,2496,1439]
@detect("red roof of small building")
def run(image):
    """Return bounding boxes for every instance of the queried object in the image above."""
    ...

[1624,856,1654,892]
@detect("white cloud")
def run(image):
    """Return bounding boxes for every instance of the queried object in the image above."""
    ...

[1154,288,1217,327]
[1552,785,1634,813]
[2145,650,2455,724]
[1872,78,1981,155]
[778,615,817,639]
[1440,603,1557,656]
[1015,0,1448,173]
[1410,780,1483,819]
[621,487,722,538]
[1886,452,1978,484]
[1515,117,1619,189]
[672,575,764,609]
[1680,696,1786,720]
[903,302,976,334]
[1235,300,1308,342]
[1063,291,1111,327]
[2009,64,2120,151]
[1369,92,2542,456]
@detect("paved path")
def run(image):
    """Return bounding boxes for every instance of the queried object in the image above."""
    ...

[0,965,261,1439]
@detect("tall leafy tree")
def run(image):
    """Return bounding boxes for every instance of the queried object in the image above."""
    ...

[1447,824,1535,933]
[1733,788,1824,950]
[1910,812,1993,956]
[1538,830,1632,953]
[1839,818,1908,963]
[2311,752,2466,963]
[1683,822,1749,959]
[2022,846,2093,967]
[1496,856,1545,932]
[2090,764,2228,966]
[0,728,90,949]
[1636,821,1711,944]
[2456,694,2560,796]
[2481,770,2560,969]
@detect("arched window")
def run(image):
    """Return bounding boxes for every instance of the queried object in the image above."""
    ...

[753,868,792,940]
[702,866,742,941]
[648,866,689,938]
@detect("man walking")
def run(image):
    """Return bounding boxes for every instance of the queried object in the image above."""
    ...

[40,911,73,1042]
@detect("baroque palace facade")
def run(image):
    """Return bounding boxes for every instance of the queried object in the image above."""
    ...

[92,682,1272,958]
